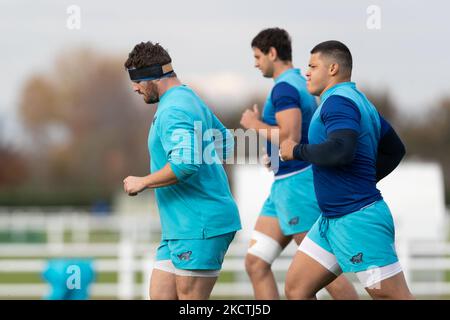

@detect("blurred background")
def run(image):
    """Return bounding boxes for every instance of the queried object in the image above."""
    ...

[0,0,449,299]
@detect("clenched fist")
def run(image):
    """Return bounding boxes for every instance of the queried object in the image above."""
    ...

[123,176,147,196]
[240,104,260,129]
[279,139,298,161]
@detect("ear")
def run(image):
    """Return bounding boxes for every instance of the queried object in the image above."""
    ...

[268,47,278,61]
[329,63,339,77]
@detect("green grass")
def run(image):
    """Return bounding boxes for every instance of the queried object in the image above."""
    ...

[0,230,121,244]
[0,269,238,287]
[0,272,43,284]
[0,231,46,243]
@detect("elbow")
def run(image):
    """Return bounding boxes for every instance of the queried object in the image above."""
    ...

[337,150,356,166]
[400,142,406,159]
[170,162,200,181]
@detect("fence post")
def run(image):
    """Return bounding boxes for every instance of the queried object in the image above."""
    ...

[118,219,134,300]
[47,215,64,254]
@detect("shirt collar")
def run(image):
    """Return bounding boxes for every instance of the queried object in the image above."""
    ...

[320,81,356,101]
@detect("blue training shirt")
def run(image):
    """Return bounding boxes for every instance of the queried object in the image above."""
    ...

[308,82,385,217]
[148,85,242,240]
[262,68,318,176]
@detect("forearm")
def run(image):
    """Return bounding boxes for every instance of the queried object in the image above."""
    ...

[143,163,179,188]
[251,120,296,144]
[376,154,402,182]
[250,120,278,142]
[293,129,358,166]
[376,128,406,182]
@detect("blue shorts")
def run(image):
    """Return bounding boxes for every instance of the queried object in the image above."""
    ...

[302,199,399,273]
[155,232,236,270]
[260,167,321,236]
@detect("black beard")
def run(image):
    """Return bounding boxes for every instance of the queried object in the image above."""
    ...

[145,93,159,104]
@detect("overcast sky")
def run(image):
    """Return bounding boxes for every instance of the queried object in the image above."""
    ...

[1,0,449,143]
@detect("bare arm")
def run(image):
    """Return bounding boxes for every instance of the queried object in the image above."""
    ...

[240,104,302,145]
[123,163,179,196]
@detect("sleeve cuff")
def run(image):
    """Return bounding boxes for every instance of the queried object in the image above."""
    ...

[293,143,304,161]
[169,162,187,181]
[275,104,300,113]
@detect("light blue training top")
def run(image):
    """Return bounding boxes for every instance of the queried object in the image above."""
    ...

[148,85,241,240]
[308,81,383,217]
[261,68,317,176]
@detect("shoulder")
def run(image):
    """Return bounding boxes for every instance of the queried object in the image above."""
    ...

[157,106,195,127]
[271,82,299,101]
[321,95,361,119]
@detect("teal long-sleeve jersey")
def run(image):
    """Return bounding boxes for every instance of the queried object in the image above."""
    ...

[148,85,241,240]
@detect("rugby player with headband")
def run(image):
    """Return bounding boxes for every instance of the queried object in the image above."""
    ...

[128,62,174,82]
[123,41,241,300]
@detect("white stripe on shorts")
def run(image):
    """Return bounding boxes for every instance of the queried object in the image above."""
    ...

[298,236,343,276]
[274,165,312,180]
[153,259,220,277]
[356,261,403,288]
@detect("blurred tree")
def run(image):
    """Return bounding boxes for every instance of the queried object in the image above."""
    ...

[364,89,398,124]
[8,52,450,206]
[399,98,450,202]
[0,144,28,187]
[15,49,155,205]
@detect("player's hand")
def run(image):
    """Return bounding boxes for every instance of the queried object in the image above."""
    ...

[260,147,272,171]
[240,104,260,129]
[262,153,272,170]
[123,176,147,196]
[279,139,297,161]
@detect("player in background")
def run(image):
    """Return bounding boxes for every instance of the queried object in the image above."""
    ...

[240,28,357,299]
[280,40,413,300]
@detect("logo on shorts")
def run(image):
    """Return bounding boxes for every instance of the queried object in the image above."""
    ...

[177,251,192,261]
[350,252,363,264]
[288,217,299,226]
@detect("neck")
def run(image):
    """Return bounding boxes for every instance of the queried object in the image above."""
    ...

[272,61,294,79]
[158,77,182,97]
[320,77,352,96]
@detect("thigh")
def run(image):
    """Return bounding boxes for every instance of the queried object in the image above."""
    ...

[286,250,338,299]
[252,215,292,249]
[292,231,307,246]
[247,216,292,266]
[365,271,413,300]
[327,200,399,274]
[175,275,218,300]
[150,240,177,300]
[273,169,322,236]
[169,232,236,271]
[150,268,177,300]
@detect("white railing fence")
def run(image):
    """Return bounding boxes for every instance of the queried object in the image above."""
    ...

[0,212,449,299]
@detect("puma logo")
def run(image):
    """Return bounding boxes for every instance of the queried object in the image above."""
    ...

[177,251,192,261]
[288,217,299,226]
[350,252,363,264]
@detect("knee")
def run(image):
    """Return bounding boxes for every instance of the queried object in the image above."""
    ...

[369,289,414,300]
[285,282,315,300]
[150,290,177,300]
[176,281,191,298]
[326,276,351,292]
[245,253,271,277]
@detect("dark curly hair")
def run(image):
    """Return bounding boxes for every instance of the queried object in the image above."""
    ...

[124,41,175,77]
[310,40,352,77]
[251,28,292,62]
